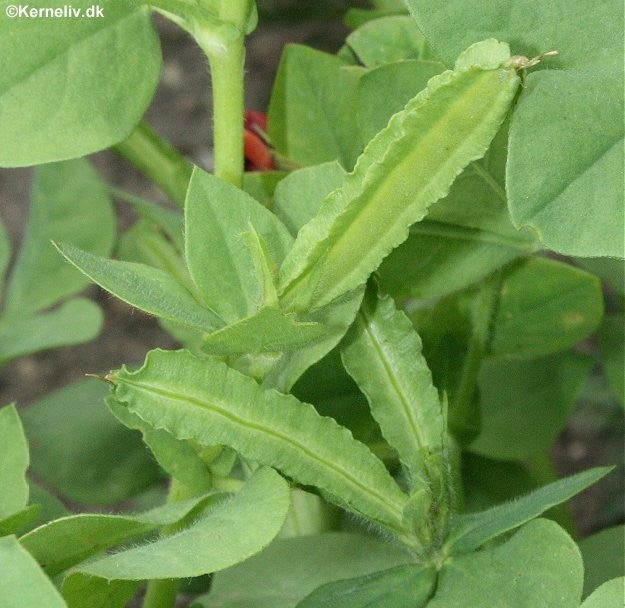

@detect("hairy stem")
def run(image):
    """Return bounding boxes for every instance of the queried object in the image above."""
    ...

[142,578,180,608]
[204,37,245,187]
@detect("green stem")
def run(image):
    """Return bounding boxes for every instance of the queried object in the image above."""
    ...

[142,579,180,608]
[202,35,245,187]
[451,273,502,443]
[113,121,193,207]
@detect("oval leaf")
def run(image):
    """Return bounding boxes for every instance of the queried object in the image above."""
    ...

[185,169,293,323]
[74,468,289,580]
[580,578,625,608]
[2,159,115,318]
[346,15,435,67]
[0,405,29,521]
[579,525,625,598]
[430,519,583,607]
[19,493,216,576]
[20,380,162,505]
[297,564,435,608]
[195,532,414,608]
[273,161,346,236]
[0,535,67,608]
[407,0,624,257]
[268,45,363,169]
[0,0,161,167]
[0,298,102,365]
[489,258,603,359]
[471,352,593,460]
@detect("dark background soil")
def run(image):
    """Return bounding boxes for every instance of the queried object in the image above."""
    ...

[0,2,622,539]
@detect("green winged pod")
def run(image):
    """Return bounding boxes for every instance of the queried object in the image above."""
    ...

[109,349,410,535]
[278,39,522,313]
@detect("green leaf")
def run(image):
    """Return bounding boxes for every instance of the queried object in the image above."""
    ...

[2,159,115,318]
[20,379,162,505]
[242,170,286,208]
[297,564,435,608]
[185,168,293,323]
[116,219,193,296]
[194,532,414,608]
[470,352,593,460]
[278,40,522,313]
[406,0,615,69]
[379,124,538,300]
[446,467,612,555]
[0,535,68,608]
[242,224,280,308]
[55,242,223,332]
[0,506,41,537]
[346,15,435,67]
[0,404,29,522]
[0,217,9,299]
[261,287,365,392]
[111,188,184,251]
[273,161,346,236]
[580,578,625,608]
[116,218,178,269]
[597,314,625,407]
[202,307,327,355]
[268,44,363,169]
[19,493,217,576]
[431,519,583,607]
[344,8,406,30]
[489,257,603,359]
[357,59,445,143]
[110,349,409,533]
[0,0,161,167]
[407,0,624,257]
[72,468,289,580]
[106,397,211,493]
[508,71,623,258]
[341,285,443,487]
[579,525,625,598]
[577,257,625,295]
[0,298,103,365]
[22,482,68,535]
[62,576,138,608]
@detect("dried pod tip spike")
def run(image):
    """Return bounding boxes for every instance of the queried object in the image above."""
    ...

[508,50,559,70]
[85,372,116,386]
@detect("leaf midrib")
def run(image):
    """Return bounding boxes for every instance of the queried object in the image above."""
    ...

[359,305,426,459]
[121,378,406,529]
